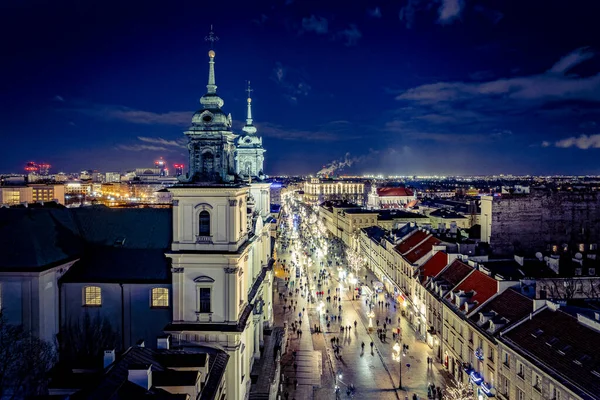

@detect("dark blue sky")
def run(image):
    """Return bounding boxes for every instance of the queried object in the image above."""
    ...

[2,0,600,175]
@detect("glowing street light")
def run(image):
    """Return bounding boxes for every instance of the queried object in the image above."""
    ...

[392,341,403,390]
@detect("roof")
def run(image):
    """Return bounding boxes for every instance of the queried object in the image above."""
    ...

[395,230,429,254]
[429,209,467,219]
[436,259,473,286]
[469,288,533,331]
[419,252,448,283]
[0,208,82,270]
[71,206,172,249]
[376,187,414,197]
[70,346,227,400]
[447,269,498,311]
[376,210,428,221]
[61,247,170,283]
[502,308,600,398]
[362,226,388,243]
[404,236,441,264]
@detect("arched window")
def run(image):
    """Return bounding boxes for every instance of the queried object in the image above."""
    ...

[83,286,102,306]
[199,210,210,236]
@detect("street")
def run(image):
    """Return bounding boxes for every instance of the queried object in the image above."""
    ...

[273,200,448,400]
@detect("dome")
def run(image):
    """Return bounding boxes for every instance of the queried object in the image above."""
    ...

[190,108,231,129]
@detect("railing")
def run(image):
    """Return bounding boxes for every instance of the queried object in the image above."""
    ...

[196,235,213,244]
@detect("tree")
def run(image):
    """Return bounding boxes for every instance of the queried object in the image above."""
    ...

[59,312,120,367]
[443,381,474,400]
[0,312,57,399]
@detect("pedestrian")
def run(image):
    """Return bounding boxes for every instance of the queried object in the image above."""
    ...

[370,341,374,350]
[412,393,417,400]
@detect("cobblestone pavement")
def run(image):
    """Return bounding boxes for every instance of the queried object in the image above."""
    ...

[274,240,449,399]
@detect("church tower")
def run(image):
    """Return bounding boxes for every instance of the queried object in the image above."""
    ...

[235,82,266,179]
[182,28,237,183]
[165,27,274,400]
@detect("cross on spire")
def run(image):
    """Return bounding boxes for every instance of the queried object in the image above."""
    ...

[205,25,219,48]
[246,81,253,99]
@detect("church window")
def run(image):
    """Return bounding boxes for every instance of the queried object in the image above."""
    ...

[199,210,211,236]
[83,286,102,306]
[198,288,211,313]
[202,153,215,175]
[151,288,169,308]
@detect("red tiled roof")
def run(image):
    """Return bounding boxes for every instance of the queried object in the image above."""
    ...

[437,259,473,286]
[449,269,498,309]
[469,288,533,325]
[503,308,600,397]
[377,187,414,197]
[420,252,448,283]
[404,236,441,264]
[395,230,429,254]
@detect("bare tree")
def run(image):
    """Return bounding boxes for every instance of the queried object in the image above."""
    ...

[0,312,57,399]
[60,312,120,367]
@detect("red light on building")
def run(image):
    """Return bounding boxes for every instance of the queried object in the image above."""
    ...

[25,161,39,172]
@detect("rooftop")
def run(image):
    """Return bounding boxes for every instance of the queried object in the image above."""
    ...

[436,259,474,287]
[447,269,498,311]
[419,252,449,283]
[404,236,441,264]
[468,288,533,334]
[395,230,429,254]
[502,307,600,398]
[376,187,414,197]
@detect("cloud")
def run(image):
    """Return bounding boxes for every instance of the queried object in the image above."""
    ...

[316,150,379,175]
[137,136,187,148]
[270,62,311,104]
[80,105,191,125]
[116,144,174,152]
[397,48,600,105]
[546,134,600,149]
[399,0,422,29]
[301,15,328,34]
[548,47,594,75]
[438,0,464,24]
[54,95,65,102]
[368,7,382,18]
[336,25,362,46]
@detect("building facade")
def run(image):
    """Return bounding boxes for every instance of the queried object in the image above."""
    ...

[303,178,365,205]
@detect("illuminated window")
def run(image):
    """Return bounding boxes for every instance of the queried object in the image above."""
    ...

[83,286,102,306]
[151,288,169,307]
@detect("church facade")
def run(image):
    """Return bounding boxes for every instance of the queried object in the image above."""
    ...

[165,41,273,400]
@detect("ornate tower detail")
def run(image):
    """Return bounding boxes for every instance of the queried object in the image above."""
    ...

[235,81,266,179]
[180,27,238,183]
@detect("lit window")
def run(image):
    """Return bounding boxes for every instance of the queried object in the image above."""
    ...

[84,286,102,306]
[151,288,169,307]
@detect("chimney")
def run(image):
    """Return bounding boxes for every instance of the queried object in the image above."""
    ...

[103,349,116,369]
[128,364,152,390]
[157,335,171,350]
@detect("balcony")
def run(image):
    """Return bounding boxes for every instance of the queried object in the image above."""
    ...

[196,235,213,244]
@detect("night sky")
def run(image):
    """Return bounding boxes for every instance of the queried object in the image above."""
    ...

[2,0,600,176]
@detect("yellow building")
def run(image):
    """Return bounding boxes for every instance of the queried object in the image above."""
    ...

[29,183,65,204]
[0,186,33,205]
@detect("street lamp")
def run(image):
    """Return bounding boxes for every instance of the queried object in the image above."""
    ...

[392,341,403,390]
[367,310,375,330]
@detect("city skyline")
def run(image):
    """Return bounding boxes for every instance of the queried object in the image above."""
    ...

[2,0,600,176]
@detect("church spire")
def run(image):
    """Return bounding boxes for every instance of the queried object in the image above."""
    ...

[242,81,257,135]
[205,25,219,94]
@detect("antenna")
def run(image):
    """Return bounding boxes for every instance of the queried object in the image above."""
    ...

[535,252,543,261]
[575,252,583,260]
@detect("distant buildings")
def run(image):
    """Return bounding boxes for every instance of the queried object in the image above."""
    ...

[303,177,365,205]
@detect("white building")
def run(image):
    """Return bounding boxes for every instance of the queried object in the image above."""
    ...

[367,186,416,209]
[164,38,274,400]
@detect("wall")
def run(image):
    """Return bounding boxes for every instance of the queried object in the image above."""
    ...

[484,191,600,255]
[61,282,172,350]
